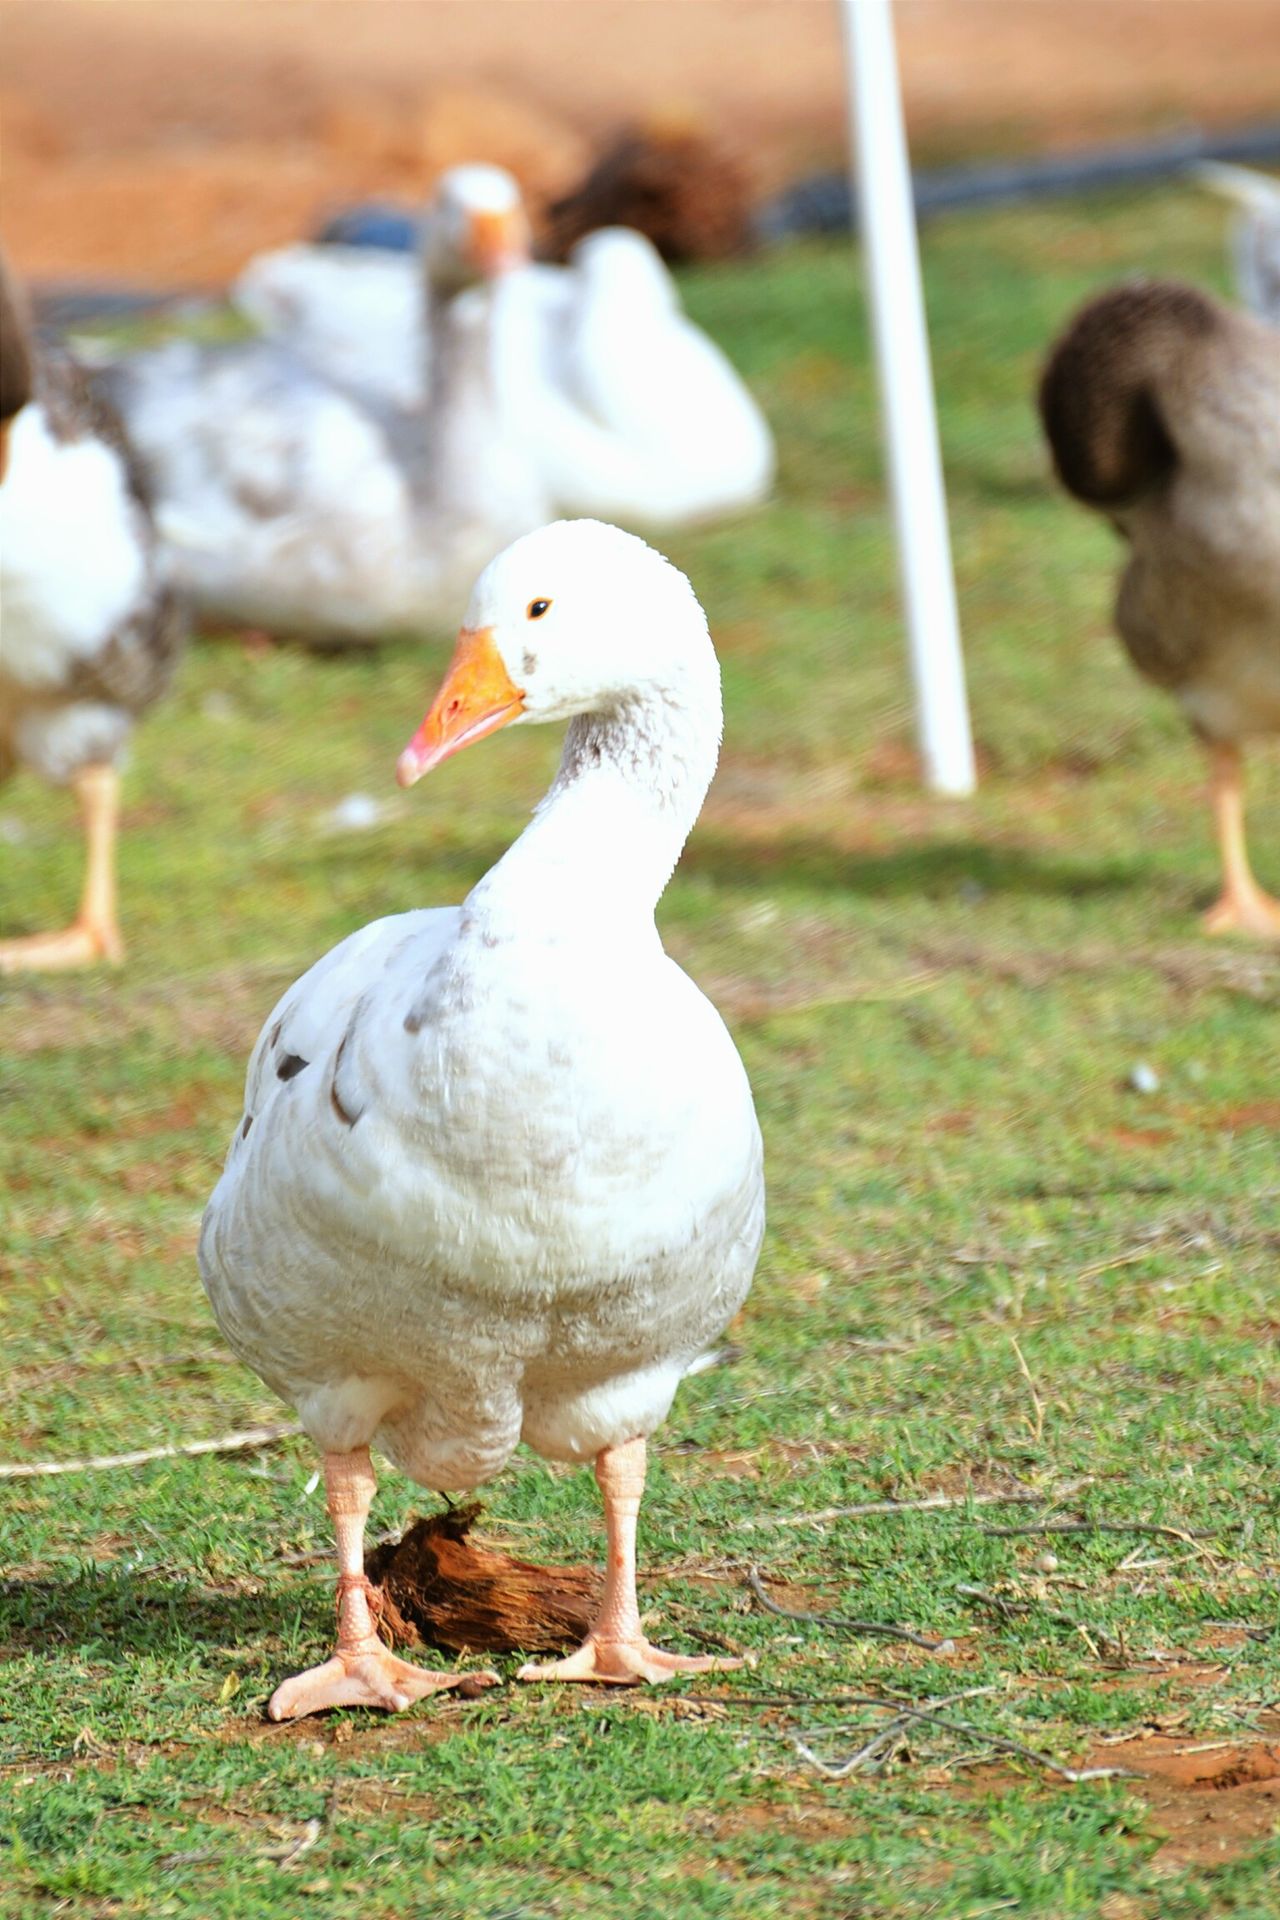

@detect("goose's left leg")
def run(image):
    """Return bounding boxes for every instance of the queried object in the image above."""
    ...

[268,1448,500,1720]
[1200,741,1280,938]
[517,1436,744,1685]
[0,764,124,972]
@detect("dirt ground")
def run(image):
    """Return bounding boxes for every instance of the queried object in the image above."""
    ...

[1090,1727,1280,1873]
[4,0,1280,287]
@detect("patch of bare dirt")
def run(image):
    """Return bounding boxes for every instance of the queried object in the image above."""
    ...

[1205,1100,1280,1132]
[1084,1729,1280,1869]
[701,1795,863,1844]
[4,1,1280,285]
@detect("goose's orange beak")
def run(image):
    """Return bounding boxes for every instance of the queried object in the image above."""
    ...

[464,206,530,277]
[396,626,525,787]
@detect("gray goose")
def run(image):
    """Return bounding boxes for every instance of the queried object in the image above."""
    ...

[1039,279,1280,936]
[0,246,183,972]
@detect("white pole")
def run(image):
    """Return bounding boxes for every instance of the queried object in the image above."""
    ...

[840,0,976,796]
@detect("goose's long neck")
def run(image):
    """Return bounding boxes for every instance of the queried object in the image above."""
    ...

[419,280,492,502]
[466,655,723,944]
[418,276,542,547]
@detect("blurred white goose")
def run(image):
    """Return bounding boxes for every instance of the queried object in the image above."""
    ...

[231,171,525,415]
[235,183,774,526]
[0,247,183,972]
[104,167,545,643]
[199,519,765,1718]
[501,227,775,524]
[1196,162,1280,326]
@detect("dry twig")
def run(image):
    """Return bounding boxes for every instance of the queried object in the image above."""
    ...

[955,1582,1120,1658]
[792,1685,998,1779]
[981,1519,1236,1542]
[1009,1337,1045,1445]
[0,1423,301,1480]
[737,1476,1094,1531]
[259,1819,323,1868]
[787,1692,1131,1784]
[747,1565,950,1652]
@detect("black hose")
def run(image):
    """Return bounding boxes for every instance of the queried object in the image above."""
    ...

[756,118,1280,241]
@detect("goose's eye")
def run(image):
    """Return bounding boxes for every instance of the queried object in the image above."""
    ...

[526,598,552,620]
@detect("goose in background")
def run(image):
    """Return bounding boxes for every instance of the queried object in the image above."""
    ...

[229,165,529,418]
[199,519,764,1717]
[1040,279,1280,936]
[499,225,775,524]
[1195,162,1280,327]
[103,167,545,645]
[0,247,183,973]
[233,177,774,529]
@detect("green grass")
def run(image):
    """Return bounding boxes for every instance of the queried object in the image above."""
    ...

[2,184,1279,1919]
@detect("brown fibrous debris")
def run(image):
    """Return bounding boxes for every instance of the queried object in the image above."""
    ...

[365,1504,601,1656]
[544,115,755,264]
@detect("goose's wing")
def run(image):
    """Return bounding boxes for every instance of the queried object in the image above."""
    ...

[496,237,773,524]
[233,244,427,410]
[236,909,456,1141]
[198,906,463,1400]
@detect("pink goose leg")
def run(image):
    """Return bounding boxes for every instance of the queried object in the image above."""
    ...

[517,1436,745,1685]
[1200,741,1280,938]
[268,1447,499,1720]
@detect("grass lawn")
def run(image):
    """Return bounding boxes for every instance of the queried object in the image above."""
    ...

[1,184,1278,1918]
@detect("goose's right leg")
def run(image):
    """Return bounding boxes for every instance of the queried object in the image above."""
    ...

[268,1447,499,1720]
[517,1437,745,1685]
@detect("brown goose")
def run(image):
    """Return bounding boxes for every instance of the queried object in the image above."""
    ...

[1039,280,1280,937]
[0,248,183,972]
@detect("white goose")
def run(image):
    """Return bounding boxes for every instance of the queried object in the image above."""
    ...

[0,247,182,972]
[1196,162,1280,327]
[499,227,776,525]
[105,168,545,644]
[231,168,526,416]
[199,520,765,1717]
[235,186,774,528]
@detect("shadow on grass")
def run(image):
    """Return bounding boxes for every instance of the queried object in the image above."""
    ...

[0,1566,311,1659]
[274,834,514,898]
[685,832,1142,901]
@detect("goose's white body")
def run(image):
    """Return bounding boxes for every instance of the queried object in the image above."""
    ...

[199,520,764,1498]
[107,340,423,638]
[1,408,146,736]
[200,898,760,1481]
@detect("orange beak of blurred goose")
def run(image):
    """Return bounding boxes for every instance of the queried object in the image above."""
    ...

[464,206,531,278]
[396,626,525,787]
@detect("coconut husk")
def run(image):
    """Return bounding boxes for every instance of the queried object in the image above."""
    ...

[365,1504,600,1656]
[544,114,755,264]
